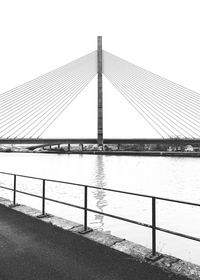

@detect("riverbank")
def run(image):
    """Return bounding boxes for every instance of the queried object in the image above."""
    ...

[35,150,200,157]
[0,197,199,280]
[2,149,200,157]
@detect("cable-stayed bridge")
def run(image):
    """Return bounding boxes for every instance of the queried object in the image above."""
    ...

[1,36,200,146]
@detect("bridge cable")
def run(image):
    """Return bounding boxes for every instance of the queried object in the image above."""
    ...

[103,51,200,138]
[107,70,199,137]
[0,52,96,119]
[0,51,97,138]
[0,68,94,136]
[0,72,92,137]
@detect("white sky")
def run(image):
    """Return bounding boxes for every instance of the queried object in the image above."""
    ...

[0,0,200,138]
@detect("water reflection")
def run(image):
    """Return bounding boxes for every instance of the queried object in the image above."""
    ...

[90,156,109,233]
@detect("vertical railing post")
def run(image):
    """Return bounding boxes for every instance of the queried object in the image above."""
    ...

[13,174,16,205]
[42,179,45,216]
[79,185,92,234]
[84,186,88,231]
[152,197,156,256]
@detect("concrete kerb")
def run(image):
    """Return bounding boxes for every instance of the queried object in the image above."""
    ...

[0,197,199,280]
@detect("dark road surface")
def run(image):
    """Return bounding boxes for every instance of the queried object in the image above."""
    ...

[0,204,189,280]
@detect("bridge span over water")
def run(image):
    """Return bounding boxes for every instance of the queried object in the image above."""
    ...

[1,37,200,146]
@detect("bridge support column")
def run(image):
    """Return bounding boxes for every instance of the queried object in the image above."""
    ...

[58,144,60,149]
[68,144,70,151]
[97,36,103,147]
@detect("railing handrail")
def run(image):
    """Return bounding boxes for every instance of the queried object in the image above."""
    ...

[0,170,199,207]
[0,170,200,259]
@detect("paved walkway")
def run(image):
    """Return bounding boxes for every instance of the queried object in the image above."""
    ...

[0,204,189,280]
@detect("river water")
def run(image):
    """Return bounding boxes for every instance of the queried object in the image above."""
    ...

[0,152,199,265]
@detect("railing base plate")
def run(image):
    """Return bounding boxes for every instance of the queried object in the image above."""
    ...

[9,203,20,208]
[145,253,163,262]
[79,227,93,234]
[37,213,52,219]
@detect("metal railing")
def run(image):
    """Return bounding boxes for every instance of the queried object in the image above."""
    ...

[0,171,199,258]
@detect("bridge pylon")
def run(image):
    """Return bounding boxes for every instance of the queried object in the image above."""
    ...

[97,36,103,146]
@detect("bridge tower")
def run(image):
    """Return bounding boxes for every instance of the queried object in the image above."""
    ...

[97,36,103,146]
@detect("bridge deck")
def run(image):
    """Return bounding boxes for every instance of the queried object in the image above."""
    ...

[0,138,200,145]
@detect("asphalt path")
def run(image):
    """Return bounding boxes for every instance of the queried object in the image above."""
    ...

[0,204,189,280]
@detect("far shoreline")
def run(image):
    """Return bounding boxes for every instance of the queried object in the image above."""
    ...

[1,150,200,157]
